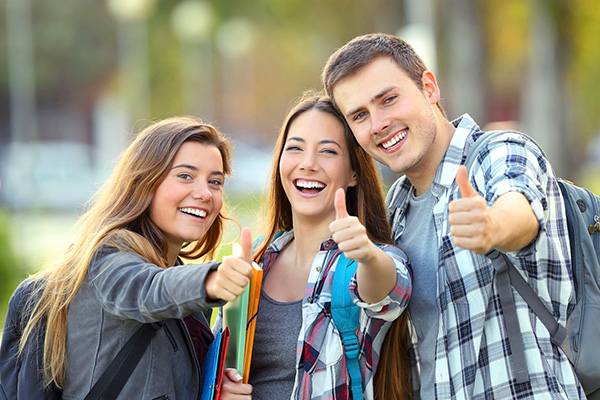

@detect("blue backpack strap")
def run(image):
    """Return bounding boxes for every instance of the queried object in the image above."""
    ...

[330,252,362,400]
[252,230,285,253]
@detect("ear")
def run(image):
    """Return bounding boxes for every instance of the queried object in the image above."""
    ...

[348,170,358,188]
[421,70,441,105]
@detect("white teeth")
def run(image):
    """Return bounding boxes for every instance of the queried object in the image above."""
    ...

[381,129,407,149]
[296,179,325,189]
[180,207,207,218]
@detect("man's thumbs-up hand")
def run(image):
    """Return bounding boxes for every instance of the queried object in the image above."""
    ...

[206,227,255,302]
[329,188,376,264]
[448,165,495,254]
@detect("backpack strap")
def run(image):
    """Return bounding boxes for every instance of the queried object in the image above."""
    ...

[488,251,567,346]
[487,251,567,384]
[83,322,163,400]
[465,130,567,383]
[330,252,362,400]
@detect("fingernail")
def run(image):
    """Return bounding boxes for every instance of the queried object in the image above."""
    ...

[235,373,243,382]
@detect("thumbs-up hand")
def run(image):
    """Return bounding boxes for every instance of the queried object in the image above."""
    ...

[206,227,255,302]
[329,188,377,263]
[448,165,495,254]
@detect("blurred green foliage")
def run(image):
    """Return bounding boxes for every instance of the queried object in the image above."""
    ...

[0,209,29,328]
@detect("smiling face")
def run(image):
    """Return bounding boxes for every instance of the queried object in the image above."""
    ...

[149,141,224,257]
[279,109,357,222]
[333,56,442,178]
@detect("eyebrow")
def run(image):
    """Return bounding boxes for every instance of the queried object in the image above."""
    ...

[345,85,397,118]
[172,163,197,170]
[172,164,224,176]
[286,137,342,149]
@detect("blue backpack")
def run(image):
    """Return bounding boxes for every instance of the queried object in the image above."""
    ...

[465,130,600,397]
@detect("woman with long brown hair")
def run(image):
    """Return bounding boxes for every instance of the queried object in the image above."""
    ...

[224,93,413,400]
[0,116,255,399]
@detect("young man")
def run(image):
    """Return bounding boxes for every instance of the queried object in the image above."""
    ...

[322,33,584,399]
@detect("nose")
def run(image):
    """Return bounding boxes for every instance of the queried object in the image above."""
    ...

[299,151,318,172]
[370,109,391,135]
[192,182,212,202]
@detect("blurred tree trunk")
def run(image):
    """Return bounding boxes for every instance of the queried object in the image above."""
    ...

[520,0,571,176]
[441,0,486,122]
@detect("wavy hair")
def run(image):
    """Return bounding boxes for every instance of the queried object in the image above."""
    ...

[254,93,411,399]
[19,116,233,388]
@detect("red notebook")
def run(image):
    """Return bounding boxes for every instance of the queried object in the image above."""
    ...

[214,326,230,400]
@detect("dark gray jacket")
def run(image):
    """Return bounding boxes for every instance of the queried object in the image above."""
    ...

[1,247,224,400]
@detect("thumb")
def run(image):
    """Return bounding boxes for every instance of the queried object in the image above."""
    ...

[334,188,350,220]
[239,227,252,263]
[224,368,243,383]
[456,165,478,198]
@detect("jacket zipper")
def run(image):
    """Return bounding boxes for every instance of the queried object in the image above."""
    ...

[163,324,178,352]
[179,318,201,399]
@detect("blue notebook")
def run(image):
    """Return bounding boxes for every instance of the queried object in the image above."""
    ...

[200,327,229,400]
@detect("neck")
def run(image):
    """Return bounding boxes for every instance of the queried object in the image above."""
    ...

[406,116,455,196]
[290,214,333,265]
[166,244,181,267]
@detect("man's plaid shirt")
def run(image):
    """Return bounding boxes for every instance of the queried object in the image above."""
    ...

[259,231,411,400]
[387,114,585,399]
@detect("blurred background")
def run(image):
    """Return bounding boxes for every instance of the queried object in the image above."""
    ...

[1,0,600,324]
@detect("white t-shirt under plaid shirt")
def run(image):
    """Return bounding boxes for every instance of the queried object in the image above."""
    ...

[387,114,585,399]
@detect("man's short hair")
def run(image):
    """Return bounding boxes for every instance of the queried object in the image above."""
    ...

[322,33,445,117]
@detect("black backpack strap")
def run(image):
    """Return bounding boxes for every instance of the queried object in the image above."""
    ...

[487,251,567,382]
[83,322,163,400]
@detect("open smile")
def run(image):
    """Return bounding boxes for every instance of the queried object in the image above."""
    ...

[178,207,208,219]
[294,178,326,197]
[379,128,408,152]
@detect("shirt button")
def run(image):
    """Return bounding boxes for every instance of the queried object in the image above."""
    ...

[307,296,313,303]
[316,266,322,272]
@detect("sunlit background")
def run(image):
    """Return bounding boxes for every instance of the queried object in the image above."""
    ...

[1,0,600,323]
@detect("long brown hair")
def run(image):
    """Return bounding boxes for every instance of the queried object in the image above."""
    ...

[254,93,411,399]
[19,116,234,388]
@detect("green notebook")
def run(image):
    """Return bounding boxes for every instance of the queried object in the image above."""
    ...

[222,283,249,374]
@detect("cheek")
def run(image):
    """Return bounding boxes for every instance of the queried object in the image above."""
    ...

[279,156,292,176]
[212,191,224,214]
[148,187,167,221]
[147,200,163,228]
[353,127,371,147]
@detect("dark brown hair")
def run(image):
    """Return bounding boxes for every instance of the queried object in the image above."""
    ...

[254,93,412,400]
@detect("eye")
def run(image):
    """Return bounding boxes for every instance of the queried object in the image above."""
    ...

[353,111,367,122]
[177,172,193,180]
[383,95,397,104]
[209,179,223,187]
[320,148,339,155]
[284,145,302,152]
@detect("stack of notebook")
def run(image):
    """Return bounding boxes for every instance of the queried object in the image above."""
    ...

[200,254,263,399]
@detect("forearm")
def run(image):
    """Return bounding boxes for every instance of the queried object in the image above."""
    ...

[489,191,539,252]
[356,244,397,303]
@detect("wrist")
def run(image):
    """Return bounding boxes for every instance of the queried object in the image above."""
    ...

[205,269,217,299]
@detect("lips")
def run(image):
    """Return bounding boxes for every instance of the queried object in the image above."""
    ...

[379,128,408,151]
[294,178,326,196]
[178,207,208,219]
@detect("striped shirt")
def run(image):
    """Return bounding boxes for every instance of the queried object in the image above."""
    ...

[387,114,585,399]
[258,231,411,400]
